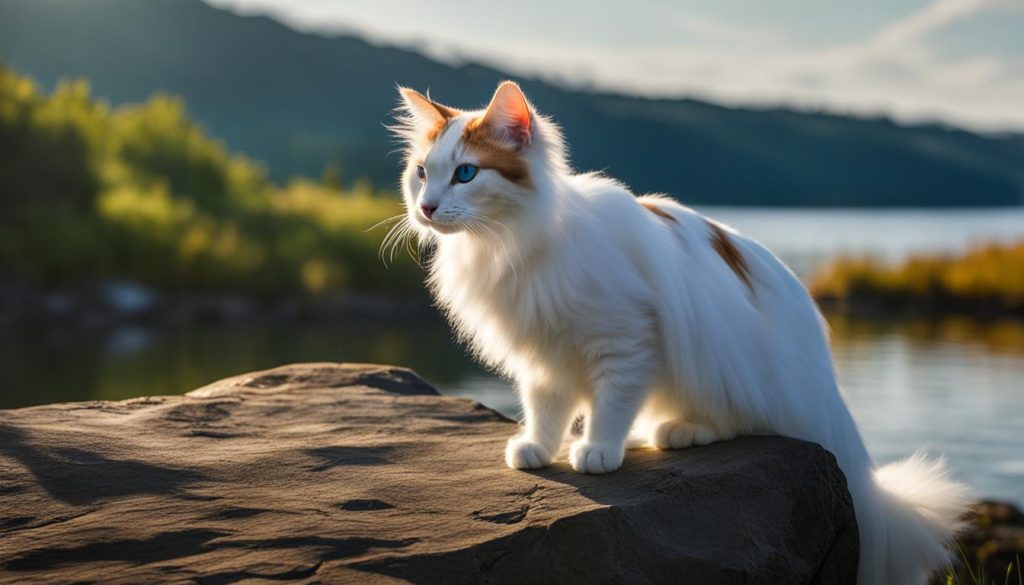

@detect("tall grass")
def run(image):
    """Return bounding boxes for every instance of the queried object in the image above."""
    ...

[934,501,1024,585]
[940,552,1021,585]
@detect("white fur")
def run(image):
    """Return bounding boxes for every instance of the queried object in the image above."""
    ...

[393,84,969,585]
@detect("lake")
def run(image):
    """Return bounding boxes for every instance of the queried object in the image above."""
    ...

[2,207,1023,504]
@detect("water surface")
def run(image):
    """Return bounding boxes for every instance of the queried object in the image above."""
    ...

[2,207,1022,503]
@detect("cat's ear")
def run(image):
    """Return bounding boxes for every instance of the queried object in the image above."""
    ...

[398,87,458,127]
[479,81,532,149]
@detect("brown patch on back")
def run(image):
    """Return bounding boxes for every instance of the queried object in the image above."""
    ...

[706,221,754,291]
[462,117,531,186]
[640,200,678,223]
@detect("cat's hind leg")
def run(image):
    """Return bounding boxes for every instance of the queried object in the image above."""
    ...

[644,383,735,449]
[651,420,732,449]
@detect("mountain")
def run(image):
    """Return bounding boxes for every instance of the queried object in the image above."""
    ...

[2,0,1022,206]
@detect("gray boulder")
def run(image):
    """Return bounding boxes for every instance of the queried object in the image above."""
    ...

[0,363,857,584]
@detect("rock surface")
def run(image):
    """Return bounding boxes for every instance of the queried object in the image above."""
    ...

[0,363,858,584]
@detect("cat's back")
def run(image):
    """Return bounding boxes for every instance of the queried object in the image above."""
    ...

[565,172,643,219]
[560,173,677,250]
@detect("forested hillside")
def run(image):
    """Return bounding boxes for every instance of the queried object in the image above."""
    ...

[2,0,1022,206]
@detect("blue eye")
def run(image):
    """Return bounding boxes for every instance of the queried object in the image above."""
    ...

[454,164,478,183]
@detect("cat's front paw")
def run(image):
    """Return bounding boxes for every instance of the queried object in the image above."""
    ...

[505,437,553,470]
[569,441,624,474]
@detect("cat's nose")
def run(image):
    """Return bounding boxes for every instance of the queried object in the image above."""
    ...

[420,203,438,219]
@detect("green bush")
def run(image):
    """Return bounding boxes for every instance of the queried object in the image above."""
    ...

[810,241,1024,313]
[0,64,422,296]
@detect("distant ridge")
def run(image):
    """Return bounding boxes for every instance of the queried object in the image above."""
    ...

[1,0,1022,206]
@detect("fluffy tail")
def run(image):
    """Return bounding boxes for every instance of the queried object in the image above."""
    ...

[853,453,971,585]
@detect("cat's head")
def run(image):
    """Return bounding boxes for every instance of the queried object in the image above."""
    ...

[393,81,564,237]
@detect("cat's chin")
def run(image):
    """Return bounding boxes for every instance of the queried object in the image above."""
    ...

[414,217,464,235]
[429,223,464,235]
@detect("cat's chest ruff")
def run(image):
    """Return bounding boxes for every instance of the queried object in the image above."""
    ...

[457,268,559,328]
[439,252,569,335]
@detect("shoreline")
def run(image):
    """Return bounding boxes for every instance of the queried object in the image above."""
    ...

[7,278,1024,331]
[0,279,434,332]
[815,295,1024,322]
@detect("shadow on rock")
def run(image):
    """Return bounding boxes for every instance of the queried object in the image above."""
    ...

[4,529,229,571]
[0,423,208,506]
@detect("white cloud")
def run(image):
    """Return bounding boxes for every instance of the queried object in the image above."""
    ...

[666,15,790,49]
[483,0,1024,131]
[206,0,1024,132]
[873,0,989,46]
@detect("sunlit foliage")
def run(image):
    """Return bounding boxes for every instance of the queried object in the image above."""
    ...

[811,241,1024,315]
[0,64,420,295]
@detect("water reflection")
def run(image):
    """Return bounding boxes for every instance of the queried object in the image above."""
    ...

[829,314,1024,355]
[2,311,1021,503]
[0,312,481,408]
[825,313,1024,505]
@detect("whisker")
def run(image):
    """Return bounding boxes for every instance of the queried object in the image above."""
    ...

[365,213,406,233]
[379,216,413,267]
[379,225,399,265]
[388,222,410,265]
[404,226,424,267]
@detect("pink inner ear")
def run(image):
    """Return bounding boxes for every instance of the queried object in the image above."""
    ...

[500,115,531,146]
[507,110,531,143]
[490,101,531,147]
[481,83,533,148]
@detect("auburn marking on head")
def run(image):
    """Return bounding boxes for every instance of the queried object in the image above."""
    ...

[640,200,678,223]
[425,119,448,143]
[399,87,459,144]
[462,117,531,186]
[424,104,459,143]
[706,220,753,291]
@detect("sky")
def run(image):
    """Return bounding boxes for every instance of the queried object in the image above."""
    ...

[206,0,1024,132]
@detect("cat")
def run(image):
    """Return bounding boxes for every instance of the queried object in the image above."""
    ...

[391,81,969,585]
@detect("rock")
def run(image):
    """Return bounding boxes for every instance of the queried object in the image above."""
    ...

[939,500,1024,584]
[0,363,858,584]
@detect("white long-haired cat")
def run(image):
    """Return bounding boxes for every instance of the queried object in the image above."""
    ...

[392,81,969,585]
